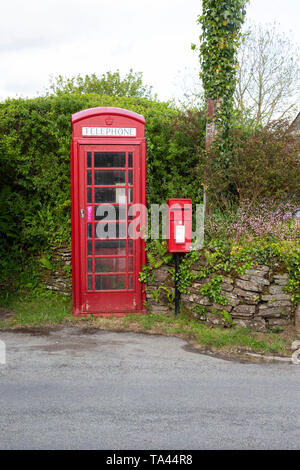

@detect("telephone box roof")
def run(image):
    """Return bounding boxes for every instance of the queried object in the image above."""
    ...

[72,107,145,125]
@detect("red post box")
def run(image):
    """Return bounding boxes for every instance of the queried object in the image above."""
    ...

[71,107,146,316]
[167,199,192,253]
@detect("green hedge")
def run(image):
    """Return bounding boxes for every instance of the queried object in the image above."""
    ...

[0,93,205,260]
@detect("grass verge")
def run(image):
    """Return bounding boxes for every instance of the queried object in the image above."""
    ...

[0,289,294,358]
[0,288,73,326]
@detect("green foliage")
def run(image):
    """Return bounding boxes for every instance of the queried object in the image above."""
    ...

[193,304,207,318]
[120,311,290,354]
[63,264,72,280]
[150,288,161,302]
[0,88,206,288]
[196,0,249,157]
[138,265,153,284]
[159,285,175,303]
[0,289,292,355]
[0,248,41,294]
[200,275,229,305]
[139,240,173,284]
[150,285,175,303]
[227,238,300,305]
[145,240,173,270]
[272,242,300,306]
[213,308,234,326]
[146,108,206,205]
[203,121,300,206]
[198,0,248,101]
[173,250,201,294]
[159,233,299,308]
[202,236,299,306]
[49,70,154,99]
[0,288,72,327]
[149,240,170,262]
[39,255,53,271]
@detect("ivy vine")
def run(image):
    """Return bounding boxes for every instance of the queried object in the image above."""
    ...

[193,0,249,157]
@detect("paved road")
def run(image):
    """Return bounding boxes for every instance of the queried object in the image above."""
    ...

[0,327,299,450]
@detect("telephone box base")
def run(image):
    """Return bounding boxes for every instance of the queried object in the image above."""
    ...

[72,309,146,318]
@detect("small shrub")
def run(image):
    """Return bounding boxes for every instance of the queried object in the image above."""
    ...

[205,200,299,242]
[202,120,300,208]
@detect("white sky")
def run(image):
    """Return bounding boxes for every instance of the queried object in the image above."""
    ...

[1,0,300,102]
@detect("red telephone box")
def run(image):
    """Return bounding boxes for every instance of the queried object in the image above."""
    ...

[167,199,192,253]
[71,107,146,316]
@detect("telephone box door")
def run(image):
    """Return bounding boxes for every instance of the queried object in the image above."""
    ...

[78,143,144,314]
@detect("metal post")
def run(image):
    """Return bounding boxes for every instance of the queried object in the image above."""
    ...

[174,253,181,316]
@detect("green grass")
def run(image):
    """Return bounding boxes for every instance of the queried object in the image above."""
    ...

[119,312,290,355]
[0,288,72,327]
[0,290,291,356]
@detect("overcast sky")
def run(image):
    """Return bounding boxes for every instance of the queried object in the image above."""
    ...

[1,0,300,102]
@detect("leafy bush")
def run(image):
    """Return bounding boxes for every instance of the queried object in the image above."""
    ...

[1,77,299,295]
[0,92,205,287]
[201,120,300,207]
[147,108,206,204]
[48,70,154,99]
[205,200,299,242]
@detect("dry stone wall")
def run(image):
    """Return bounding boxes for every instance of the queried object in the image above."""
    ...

[147,263,294,332]
[43,246,72,296]
[44,247,296,332]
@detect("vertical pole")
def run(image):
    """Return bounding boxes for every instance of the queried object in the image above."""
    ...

[174,253,181,316]
[205,97,221,215]
[205,98,219,152]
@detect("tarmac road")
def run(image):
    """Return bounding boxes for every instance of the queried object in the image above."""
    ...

[0,327,299,450]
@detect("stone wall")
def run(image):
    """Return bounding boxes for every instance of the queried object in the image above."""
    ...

[147,263,294,332]
[43,246,72,295]
[43,247,296,332]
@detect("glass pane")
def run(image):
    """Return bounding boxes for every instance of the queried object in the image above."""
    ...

[87,152,92,168]
[95,258,126,273]
[95,275,126,290]
[88,276,93,290]
[94,170,125,186]
[87,170,92,186]
[94,152,125,168]
[87,223,92,238]
[128,188,133,203]
[94,240,126,256]
[88,240,92,255]
[95,205,126,221]
[128,171,133,185]
[95,222,126,239]
[128,240,133,255]
[128,257,133,272]
[128,153,133,168]
[128,275,133,289]
[117,223,126,239]
[87,188,92,203]
[128,222,133,238]
[88,258,92,273]
[95,188,126,204]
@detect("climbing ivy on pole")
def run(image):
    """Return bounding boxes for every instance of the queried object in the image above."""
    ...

[193,0,248,157]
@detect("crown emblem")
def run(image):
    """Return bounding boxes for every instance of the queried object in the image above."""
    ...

[105,117,113,126]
